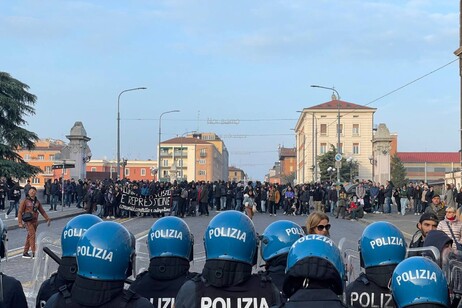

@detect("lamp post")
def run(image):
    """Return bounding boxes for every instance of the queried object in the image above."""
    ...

[117,87,147,180]
[311,85,341,183]
[327,167,336,182]
[158,110,180,182]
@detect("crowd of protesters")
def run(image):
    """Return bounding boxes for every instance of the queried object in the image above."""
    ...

[2,175,462,223]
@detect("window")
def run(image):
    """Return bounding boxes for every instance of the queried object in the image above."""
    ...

[49,155,55,161]
[45,166,51,174]
[200,149,207,157]
[91,167,96,172]
[353,143,360,154]
[141,168,146,176]
[125,168,130,176]
[320,143,327,154]
[32,177,40,184]
[199,170,206,176]
[163,160,168,167]
[24,154,30,160]
[38,155,45,160]
[320,124,327,136]
[199,159,206,164]
[434,167,447,173]
[353,124,360,136]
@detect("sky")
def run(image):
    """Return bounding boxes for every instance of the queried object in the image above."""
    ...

[1,0,460,180]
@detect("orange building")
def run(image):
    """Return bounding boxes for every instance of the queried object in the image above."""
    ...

[228,166,245,182]
[17,139,67,186]
[279,147,296,177]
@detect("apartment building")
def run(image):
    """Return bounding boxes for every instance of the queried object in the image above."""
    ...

[294,97,376,183]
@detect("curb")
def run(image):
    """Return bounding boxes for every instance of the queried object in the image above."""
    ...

[5,210,82,231]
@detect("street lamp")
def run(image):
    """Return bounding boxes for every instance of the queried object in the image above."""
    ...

[327,166,336,182]
[158,110,180,182]
[311,84,342,183]
[117,87,147,180]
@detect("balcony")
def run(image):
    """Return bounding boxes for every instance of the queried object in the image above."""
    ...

[160,151,172,157]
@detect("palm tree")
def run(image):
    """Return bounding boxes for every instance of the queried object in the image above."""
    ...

[0,72,42,178]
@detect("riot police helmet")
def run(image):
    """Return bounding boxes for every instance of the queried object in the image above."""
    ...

[61,214,103,258]
[260,220,304,262]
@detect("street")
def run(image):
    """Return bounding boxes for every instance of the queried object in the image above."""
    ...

[1,210,369,306]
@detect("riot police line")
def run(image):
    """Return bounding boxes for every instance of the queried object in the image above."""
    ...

[1,212,462,307]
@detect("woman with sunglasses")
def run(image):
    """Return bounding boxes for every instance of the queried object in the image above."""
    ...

[306,211,331,237]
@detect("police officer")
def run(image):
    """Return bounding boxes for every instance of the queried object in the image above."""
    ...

[175,210,282,308]
[130,216,197,307]
[0,217,28,307]
[45,221,151,307]
[282,234,347,307]
[260,220,305,292]
[390,256,449,307]
[36,214,103,308]
[346,221,406,308]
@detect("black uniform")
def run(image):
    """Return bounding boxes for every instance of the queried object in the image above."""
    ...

[36,272,71,308]
[44,276,152,308]
[0,273,28,308]
[284,288,347,307]
[129,257,197,308]
[175,274,281,308]
[346,273,395,308]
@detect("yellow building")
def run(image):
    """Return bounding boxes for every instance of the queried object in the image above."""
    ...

[295,97,376,183]
[159,133,228,182]
[228,166,245,182]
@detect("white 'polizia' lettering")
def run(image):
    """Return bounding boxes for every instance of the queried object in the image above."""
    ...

[63,228,86,239]
[201,297,269,308]
[208,227,247,242]
[395,269,437,286]
[293,234,334,249]
[150,229,183,241]
[285,227,304,237]
[369,236,404,249]
[77,246,113,262]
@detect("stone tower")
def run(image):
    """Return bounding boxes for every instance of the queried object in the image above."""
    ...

[372,123,392,184]
[61,122,91,180]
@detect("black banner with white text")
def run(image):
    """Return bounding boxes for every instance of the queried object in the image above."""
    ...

[118,187,171,213]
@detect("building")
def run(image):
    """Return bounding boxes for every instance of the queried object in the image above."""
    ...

[228,166,245,182]
[86,159,157,182]
[397,152,460,183]
[159,133,229,182]
[294,96,376,183]
[279,147,296,177]
[17,139,66,186]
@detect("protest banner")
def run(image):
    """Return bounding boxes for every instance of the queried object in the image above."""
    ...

[119,186,171,213]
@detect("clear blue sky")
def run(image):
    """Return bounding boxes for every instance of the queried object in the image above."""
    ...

[1,0,459,180]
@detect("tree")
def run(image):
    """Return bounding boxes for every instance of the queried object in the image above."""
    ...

[391,154,407,188]
[281,171,296,186]
[0,72,42,179]
[317,145,353,183]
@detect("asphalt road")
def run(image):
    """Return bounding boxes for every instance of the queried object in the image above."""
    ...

[2,211,367,306]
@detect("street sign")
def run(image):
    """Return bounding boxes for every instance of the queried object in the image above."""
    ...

[52,164,75,170]
[335,161,342,168]
[335,153,342,161]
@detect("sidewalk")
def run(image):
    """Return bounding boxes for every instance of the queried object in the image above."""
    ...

[359,211,420,241]
[2,205,84,231]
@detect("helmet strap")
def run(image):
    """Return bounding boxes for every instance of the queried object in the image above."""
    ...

[202,260,252,288]
[148,257,190,280]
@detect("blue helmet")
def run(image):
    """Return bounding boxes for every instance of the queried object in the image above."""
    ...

[61,214,103,258]
[204,210,257,265]
[76,221,135,281]
[359,221,406,269]
[286,235,345,294]
[148,216,194,261]
[260,220,305,262]
[391,257,449,307]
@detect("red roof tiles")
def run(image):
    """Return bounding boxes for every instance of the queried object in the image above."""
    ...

[306,100,375,110]
[397,152,460,163]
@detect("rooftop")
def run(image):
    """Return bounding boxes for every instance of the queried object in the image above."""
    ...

[397,152,460,163]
